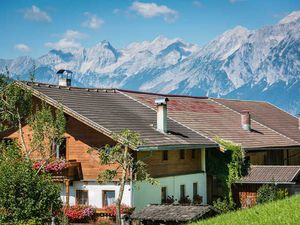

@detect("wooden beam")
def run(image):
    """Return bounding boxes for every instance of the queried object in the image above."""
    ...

[65,179,70,206]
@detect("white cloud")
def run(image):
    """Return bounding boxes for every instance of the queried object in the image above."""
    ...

[24,5,52,22]
[130,1,178,22]
[193,1,202,8]
[113,8,121,15]
[229,0,244,3]
[82,13,104,30]
[14,44,31,52]
[45,30,87,50]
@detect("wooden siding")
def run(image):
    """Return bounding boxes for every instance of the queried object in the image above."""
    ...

[4,116,119,180]
[247,149,300,166]
[137,149,202,178]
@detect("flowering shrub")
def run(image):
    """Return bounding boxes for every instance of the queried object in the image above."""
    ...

[102,204,134,216]
[33,159,66,172]
[64,205,96,223]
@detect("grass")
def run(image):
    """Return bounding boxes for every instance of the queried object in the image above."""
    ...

[191,195,300,225]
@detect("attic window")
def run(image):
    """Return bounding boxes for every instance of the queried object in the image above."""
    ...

[162,151,168,161]
[179,149,185,159]
[192,149,196,159]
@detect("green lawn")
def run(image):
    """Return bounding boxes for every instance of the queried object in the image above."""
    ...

[191,195,300,225]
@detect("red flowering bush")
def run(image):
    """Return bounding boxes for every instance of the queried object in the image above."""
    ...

[102,204,134,216]
[64,205,96,223]
[33,159,66,172]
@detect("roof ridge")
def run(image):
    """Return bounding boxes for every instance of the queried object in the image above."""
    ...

[117,90,217,145]
[117,88,209,99]
[23,81,118,92]
[209,98,300,146]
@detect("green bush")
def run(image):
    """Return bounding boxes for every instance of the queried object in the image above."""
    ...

[257,184,288,204]
[0,142,62,224]
[212,198,233,213]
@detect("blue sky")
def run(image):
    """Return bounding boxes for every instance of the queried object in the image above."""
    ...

[1,0,299,58]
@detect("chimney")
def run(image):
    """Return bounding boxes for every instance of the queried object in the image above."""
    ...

[57,69,72,86]
[241,110,251,131]
[155,97,169,133]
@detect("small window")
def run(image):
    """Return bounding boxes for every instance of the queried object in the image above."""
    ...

[191,149,196,159]
[193,182,198,197]
[3,138,13,145]
[180,185,185,199]
[162,151,168,161]
[103,190,115,207]
[76,190,88,205]
[58,138,67,159]
[179,149,185,159]
[161,187,167,203]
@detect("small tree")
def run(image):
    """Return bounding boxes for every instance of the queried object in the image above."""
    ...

[28,103,66,160]
[90,129,156,225]
[0,141,62,224]
[0,77,32,158]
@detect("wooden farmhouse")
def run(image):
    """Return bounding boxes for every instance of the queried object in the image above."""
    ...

[1,76,300,210]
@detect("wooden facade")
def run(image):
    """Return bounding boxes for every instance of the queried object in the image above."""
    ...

[246,149,300,166]
[137,149,202,178]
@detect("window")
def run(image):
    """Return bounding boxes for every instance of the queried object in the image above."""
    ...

[193,182,198,197]
[3,138,13,144]
[161,187,167,203]
[76,190,88,205]
[103,190,115,207]
[180,185,185,199]
[191,149,196,159]
[55,138,67,159]
[179,149,185,159]
[162,151,168,161]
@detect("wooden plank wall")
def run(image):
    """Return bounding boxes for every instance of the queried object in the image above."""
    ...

[137,149,202,178]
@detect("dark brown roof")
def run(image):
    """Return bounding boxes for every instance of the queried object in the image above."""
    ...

[19,82,216,150]
[130,204,218,222]
[213,98,300,143]
[238,165,300,184]
[122,90,300,149]
[16,82,300,150]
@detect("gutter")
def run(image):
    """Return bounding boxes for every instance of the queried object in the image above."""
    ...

[137,143,218,151]
[235,181,296,185]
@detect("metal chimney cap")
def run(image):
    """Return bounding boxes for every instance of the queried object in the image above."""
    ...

[155,97,169,105]
[56,69,73,75]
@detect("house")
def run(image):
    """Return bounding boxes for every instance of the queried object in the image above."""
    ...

[1,75,300,210]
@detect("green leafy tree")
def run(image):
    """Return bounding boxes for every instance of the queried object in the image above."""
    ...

[0,80,32,158]
[0,141,62,224]
[90,129,156,225]
[28,104,66,161]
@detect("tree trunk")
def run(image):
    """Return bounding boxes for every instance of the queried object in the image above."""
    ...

[116,146,128,225]
[18,116,29,160]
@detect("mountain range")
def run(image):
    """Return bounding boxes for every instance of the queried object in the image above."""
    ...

[1,11,300,115]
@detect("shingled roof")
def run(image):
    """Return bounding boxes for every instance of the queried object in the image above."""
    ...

[237,165,300,184]
[130,204,218,222]
[213,98,300,143]
[13,82,300,150]
[18,82,216,150]
[122,90,300,150]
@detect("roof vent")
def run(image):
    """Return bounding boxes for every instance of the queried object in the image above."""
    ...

[241,110,251,131]
[155,97,169,133]
[57,69,72,86]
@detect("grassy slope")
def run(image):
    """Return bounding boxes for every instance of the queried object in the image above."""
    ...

[191,195,300,225]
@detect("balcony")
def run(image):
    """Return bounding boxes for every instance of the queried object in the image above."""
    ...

[51,160,83,182]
